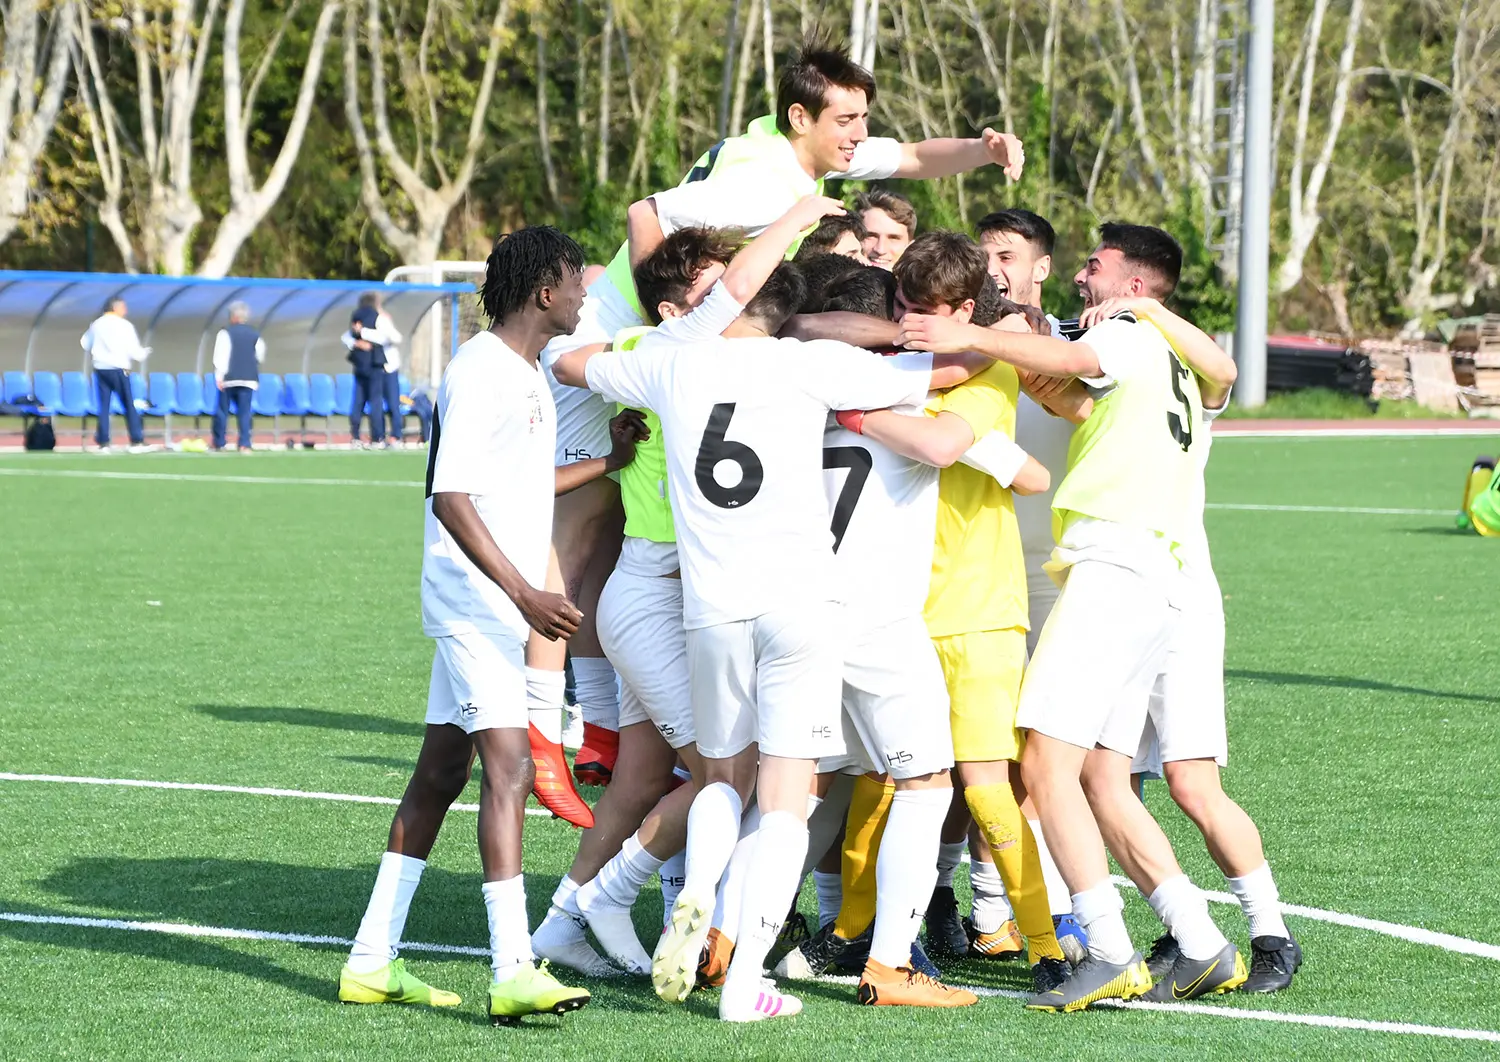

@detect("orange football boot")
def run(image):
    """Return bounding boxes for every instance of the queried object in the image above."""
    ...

[530,723,594,828]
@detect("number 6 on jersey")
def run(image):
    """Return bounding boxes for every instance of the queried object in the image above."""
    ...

[695,402,765,508]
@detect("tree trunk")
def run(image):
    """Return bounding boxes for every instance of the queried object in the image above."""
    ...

[536,23,560,204]
[730,0,760,137]
[717,0,741,138]
[0,0,76,248]
[596,0,614,185]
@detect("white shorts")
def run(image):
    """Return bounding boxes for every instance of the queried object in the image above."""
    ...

[541,276,642,465]
[597,567,695,749]
[425,630,526,733]
[816,710,878,777]
[686,603,845,761]
[1017,559,1179,756]
[840,613,954,779]
[1132,564,1228,774]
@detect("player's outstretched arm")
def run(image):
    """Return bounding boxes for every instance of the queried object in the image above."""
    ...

[555,410,650,496]
[894,128,1025,182]
[430,493,582,641]
[842,408,976,468]
[627,199,667,269]
[722,196,847,305]
[781,311,899,348]
[1081,297,1237,408]
[898,313,1102,378]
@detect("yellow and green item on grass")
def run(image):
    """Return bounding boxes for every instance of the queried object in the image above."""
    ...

[1457,456,1500,535]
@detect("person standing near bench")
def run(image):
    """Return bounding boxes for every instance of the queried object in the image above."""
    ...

[347,297,387,448]
[211,301,266,452]
[342,292,405,448]
[80,297,150,453]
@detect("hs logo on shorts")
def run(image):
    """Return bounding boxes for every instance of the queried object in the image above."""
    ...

[811,725,831,739]
[459,702,479,718]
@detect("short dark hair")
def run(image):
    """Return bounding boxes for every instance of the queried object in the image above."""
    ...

[856,189,918,238]
[480,226,584,324]
[742,262,807,333]
[1098,222,1182,298]
[776,43,877,135]
[822,266,896,320]
[794,252,867,313]
[794,214,869,260]
[633,227,744,325]
[357,291,381,310]
[892,231,987,312]
[975,208,1055,256]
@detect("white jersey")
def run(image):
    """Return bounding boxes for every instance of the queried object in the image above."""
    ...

[421,332,555,640]
[1014,314,1074,584]
[1178,388,1231,571]
[822,403,940,623]
[585,335,933,629]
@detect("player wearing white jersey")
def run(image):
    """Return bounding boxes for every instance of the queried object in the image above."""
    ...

[338,229,608,1027]
[898,224,1245,1011]
[557,263,947,1023]
[534,198,849,980]
[1083,297,1302,996]
[526,47,1029,783]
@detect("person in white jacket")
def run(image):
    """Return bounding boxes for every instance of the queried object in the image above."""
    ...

[80,297,151,451]
[341,293,406,448]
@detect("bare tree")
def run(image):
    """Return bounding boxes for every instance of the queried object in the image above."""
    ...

[343,0,512,265]
[197,0,341,277]
[0,0,77,248]
[1275,0,1364,295]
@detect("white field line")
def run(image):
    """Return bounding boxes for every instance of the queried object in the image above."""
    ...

[7,772,1500,965]
[0,466,1457,517]
[1214,427,1500,438]
[822,974,1500,1043]
[0,911,1490,1043]
[0,772,550,819]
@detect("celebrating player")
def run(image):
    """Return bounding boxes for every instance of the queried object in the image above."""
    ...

[339,228,614,1026]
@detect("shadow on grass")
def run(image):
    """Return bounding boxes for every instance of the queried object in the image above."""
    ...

[196,704,424,738]
[1226,669,1500,704]
[1,855,669,1017]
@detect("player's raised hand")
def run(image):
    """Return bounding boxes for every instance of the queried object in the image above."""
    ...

[1018,369,1072,400]
[897,312,980,355]
[519,589,582,641]
[981,129,1025,182]
[1079,296,1158,329]
[787,194,849,231]
[605,408,650,472]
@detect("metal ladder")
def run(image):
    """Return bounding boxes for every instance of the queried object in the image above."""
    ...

[1204,0,1245,280]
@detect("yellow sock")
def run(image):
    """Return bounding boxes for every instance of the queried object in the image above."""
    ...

[833,775,895,940]
[964,782,1065,963]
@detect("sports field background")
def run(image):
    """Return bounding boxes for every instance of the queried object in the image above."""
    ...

[1,434,1497,1060]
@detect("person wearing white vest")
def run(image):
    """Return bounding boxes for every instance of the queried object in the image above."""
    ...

[341,293,406,448]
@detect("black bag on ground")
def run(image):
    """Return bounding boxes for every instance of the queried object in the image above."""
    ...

[24,416,56,451]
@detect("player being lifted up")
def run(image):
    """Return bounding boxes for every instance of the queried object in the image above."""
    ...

[338,228,647,1026]
[898,223,1244,1011]
[533,196,851,979]
[528,43,1029,798]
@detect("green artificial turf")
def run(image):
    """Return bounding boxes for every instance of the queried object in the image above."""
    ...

[1,440,1498,1061]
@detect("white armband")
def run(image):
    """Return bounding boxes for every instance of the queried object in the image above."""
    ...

[958,432,1030,488]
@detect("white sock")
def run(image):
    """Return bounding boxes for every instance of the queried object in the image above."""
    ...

[580,833,664,911]
[526,667,567,741]
[869,787,948,968]
[812,871,842,929]
[348,851,424,973]
[1028,818,1074,918]
[969,859,1013,934]
[683,782,743,897]
[551,875,585,917]
[725,811,808,1001]
[483,876,535,979]
[571,656,620,730]
[935,840,966,890]
[801,775,853,877]
[713,803,762,935]
[1147,874,1229,961]
[1227,862,1290,940]
[658,850,687,929]
[1072,882,1134,964]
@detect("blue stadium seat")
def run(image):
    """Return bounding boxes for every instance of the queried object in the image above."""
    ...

[399,373,412,397]
[145,372,177,444]
[203,374,220,418]
[175,373,205,419]
[334,373,354,416]
[33,371,62,412]
[3,370,29,402]
[308,373,336,445]
[58,372,90,445]
[281,373,310,416]
[130,372,148,411]
[253,373,283,445]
